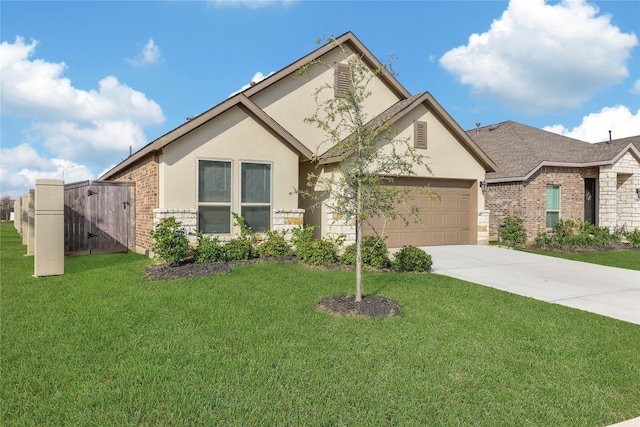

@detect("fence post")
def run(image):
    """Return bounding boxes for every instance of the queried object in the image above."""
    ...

[34,179,64,277]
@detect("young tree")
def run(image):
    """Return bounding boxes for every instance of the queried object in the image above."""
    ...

[298,37,434,301]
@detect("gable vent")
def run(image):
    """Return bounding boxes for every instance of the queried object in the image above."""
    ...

[414,121,427,149]
[334,63,353,98]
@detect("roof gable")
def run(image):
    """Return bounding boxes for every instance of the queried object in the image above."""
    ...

[100,94,311,180]
[321,92,496,172]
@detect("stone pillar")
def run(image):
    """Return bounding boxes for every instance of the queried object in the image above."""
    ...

[273,209,304,237]
[477,210,490,245]
[27,190,35,255]
[34,179,64,277]
[326,211,356,247]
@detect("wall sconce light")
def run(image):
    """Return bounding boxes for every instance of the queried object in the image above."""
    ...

[636,188,640,198]
[481,181,488,193]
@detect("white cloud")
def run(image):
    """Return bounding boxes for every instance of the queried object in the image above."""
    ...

[544,105,640,142]
[631,80,640,95]
[439,0,638,114]
[0,36,165,198]
[127,38,164,67]
[0,144,93,198]
[229,71,274,97]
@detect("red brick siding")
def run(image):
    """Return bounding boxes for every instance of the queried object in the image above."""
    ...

[487,166,598,241]
[111,154,158,254]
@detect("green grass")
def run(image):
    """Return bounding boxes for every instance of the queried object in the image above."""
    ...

[521,247,640,271]
[2,222,639,426]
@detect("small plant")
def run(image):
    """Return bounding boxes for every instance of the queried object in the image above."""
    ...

[258,229,292,258]
[291,225,317,250]
[341,235,390,269]
[296,239,337,266]
[624,228,640,247]
[150,217,189,265]
[499,216,527,246]
[223,238,256,261]
[193,232,225,263]
[393,245,432,272]
[534,231,552,247]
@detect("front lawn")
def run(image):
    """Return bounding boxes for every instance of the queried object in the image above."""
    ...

[2,222,639,426]
[521,247,640,271]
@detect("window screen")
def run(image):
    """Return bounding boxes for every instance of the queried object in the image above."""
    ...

[546,185,560,228]
[198,160,231,233]
[241,163,271,232]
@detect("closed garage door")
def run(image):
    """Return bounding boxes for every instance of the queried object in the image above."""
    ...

[364,179,474,247]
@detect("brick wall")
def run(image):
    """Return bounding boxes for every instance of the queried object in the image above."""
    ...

[486,166,598,241]
[111,154,159,255]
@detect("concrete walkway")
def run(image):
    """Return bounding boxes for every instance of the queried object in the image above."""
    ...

[423,245,640,325]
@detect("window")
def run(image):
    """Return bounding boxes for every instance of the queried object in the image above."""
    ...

[334,63,353,98]
[198,160,231,234]
[546,185,560,228]
[241,162,271,233]
[414,121,427,149]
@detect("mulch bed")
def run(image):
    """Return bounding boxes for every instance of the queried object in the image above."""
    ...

[317,294,401,318]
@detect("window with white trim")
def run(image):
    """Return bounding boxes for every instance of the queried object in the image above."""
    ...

[198,160,231,234]
[241,162,272,233]
[546,185,560,228]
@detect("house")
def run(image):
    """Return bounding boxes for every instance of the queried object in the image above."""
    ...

[468,121,640,241]
[100,32,496,255]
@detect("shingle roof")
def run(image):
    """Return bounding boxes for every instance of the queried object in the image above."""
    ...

[467,121,640,182]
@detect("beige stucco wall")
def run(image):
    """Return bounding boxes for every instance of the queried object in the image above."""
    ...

[252,47,401,155]
[159,106,300,221]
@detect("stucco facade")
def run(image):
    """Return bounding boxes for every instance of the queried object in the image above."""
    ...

[101,32,495,254]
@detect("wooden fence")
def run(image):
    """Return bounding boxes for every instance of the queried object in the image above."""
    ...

[64,181,135,255]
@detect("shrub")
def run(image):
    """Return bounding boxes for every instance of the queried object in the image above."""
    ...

[534,232,552,247]
[341,235,390,269]
[393,245,432,272]
[624,228,640,247]
[291,225,317,250]
[150,217,189,265]
[296,239,337,266]
[258,230,292,258]
[223,237,256,261]
[193,233,225,263]
[499,216,527,246]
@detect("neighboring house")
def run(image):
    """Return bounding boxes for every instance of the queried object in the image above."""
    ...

[468,121,640,241]
[100,32,496,255]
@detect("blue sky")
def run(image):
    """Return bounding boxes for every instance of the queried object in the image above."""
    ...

[1,0,639,199]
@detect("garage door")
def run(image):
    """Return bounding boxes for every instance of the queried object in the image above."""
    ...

[364,179,474,247]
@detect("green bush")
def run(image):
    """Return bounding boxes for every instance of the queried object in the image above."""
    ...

[624,228,640,247]
[393,245,432,272]
[499,216,527,246]
[258,230,292,258]
[341,235,390,269]
[150,217,189,265]
[296,239,337,266]
[291,225,317,250]
[223,237,256,261]
[534,232,552,247]
[193,233,225,263]
[542,219,622,249]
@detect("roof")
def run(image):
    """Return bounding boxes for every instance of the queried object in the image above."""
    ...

[467,121,640,183]
[100,32,409,181]
[321,92,497,172]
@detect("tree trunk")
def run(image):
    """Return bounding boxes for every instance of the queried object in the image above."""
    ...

[355,217,363,302]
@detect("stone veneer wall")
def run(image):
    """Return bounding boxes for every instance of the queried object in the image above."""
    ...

[111,154,159,254]
[325,212,356,247]
[152,208,305,247]
[600,152,640,231]
[486,166,598,241]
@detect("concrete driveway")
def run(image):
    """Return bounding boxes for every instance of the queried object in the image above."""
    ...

[423,245,640,325]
